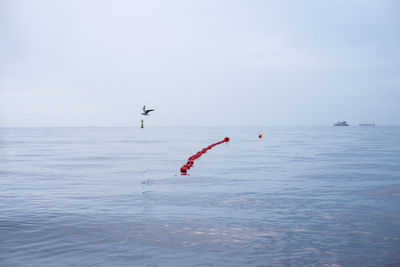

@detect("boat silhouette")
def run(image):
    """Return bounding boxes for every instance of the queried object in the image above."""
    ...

[334,121,349,126]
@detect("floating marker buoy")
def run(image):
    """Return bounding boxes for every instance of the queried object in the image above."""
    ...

[180,165,187,174]
[259,134,262,138]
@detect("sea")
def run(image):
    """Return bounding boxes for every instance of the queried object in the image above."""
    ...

[1,126,399,266]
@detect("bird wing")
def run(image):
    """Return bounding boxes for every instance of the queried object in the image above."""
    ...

[147,109,155,112]
[143,105,146,112]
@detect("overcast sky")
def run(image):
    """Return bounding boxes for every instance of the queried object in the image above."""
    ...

[1,0,399,126]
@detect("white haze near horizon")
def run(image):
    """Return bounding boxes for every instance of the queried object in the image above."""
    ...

[1,0,399,127]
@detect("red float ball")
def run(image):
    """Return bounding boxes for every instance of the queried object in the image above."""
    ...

[180,166,187,173]
[259,134,263,138]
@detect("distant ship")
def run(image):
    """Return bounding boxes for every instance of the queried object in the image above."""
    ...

[334,121,349,126]
[359,123,375,126]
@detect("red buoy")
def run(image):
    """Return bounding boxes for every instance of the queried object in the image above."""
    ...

[224,136,230,142]
[180,165,187,174]
[259,134,262,138]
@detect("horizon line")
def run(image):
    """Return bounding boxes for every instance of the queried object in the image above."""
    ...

[1,125,399,128]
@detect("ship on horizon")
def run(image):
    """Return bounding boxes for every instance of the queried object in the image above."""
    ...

[334,121,349,126]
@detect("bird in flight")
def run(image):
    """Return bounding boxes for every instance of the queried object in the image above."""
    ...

[141,105,155,116]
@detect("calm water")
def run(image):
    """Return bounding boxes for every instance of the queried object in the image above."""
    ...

[1,127,400,266]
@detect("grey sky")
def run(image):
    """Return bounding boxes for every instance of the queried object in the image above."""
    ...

[1,0,399,126]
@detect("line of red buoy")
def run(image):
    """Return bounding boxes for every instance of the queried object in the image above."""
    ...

[180,136,230,174]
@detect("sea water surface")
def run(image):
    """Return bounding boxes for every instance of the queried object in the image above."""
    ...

[1,126,400,266]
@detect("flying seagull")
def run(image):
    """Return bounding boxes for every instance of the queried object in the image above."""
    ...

[141,105,155,116]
